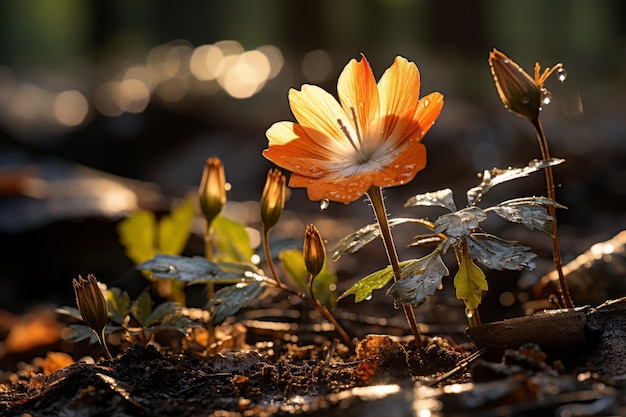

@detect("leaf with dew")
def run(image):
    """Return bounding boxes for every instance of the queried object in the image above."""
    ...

[454,253,488,310]
[337,265,395,303]
[466,158,565,206]
[486,197,565,234]
[404,188,457,212]
[386,252,449,307]
[468,233,537,270]
[433,206,487,239]
[138,254,251,284]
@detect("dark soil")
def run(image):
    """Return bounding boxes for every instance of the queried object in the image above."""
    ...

[2,302,625,417]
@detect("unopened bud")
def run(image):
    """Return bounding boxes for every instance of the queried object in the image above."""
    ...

[260,168,286,232]
[73,274,109,335]
[199,157,226,227]
[303,224,326,278]
[489,49,563,122]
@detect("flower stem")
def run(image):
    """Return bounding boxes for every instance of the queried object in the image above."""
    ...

[262,225,283,287]
[532,118,574,309]
[98,329,113,360]
[367,185,423,346]
[308,274,354,349]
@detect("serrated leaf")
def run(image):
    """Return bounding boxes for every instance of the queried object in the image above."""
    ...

[330,218,424,262]
[487,198,561,234]
[466,158,565,205]
[145,301,180,326]
[338,265,394,303]
[157,197,194,255]
[433,206,487,238]
[468,233,537,270]
[404,188,457,212]
[107,287,131,324]
[454,254,488,310]
[132,291,152,326]
[138,254,246,284]
[65,324,100,344]
[386,252,449,307]
[212,215,254,263]
[206,281,267,324]
[117,210,157,264]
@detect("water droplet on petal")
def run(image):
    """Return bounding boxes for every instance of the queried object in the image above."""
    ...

[320,198,330,210]
[557,67,568,82]
[365,295,372,301]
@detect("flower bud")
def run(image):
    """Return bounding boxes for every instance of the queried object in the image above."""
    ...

[260,168,286,232]
[489,49,542,121]
[303,224,326,278]
[73,274,109,335]
[489,49,563,122]
[199,157,226,227]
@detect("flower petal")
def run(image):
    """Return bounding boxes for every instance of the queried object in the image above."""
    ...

[404,92,444,141]
[377,56,421,143]
[289,173,374,203]
[337,55,380,142]
[288,85,356,155]
[373,142,426,187]
[264,122,337,177]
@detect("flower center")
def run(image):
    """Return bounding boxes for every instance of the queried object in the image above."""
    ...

[337,107,371,163]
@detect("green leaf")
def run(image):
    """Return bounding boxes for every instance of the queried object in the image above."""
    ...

[338,265,394,303]
[206,281,268,324]
[386,252,449,307]
[138,254,250,284]
[146,312,197,336]
[404,188,457,212]
[468,233,537,270]
[454,254,488,310]
[330,218,424,262]
[132,291,152,326]
[212,215,254,263]
[486,197,565,234]
[117,210,157,264]
[107,287,131,324]
[55,306,83,322]
[157,197,194,255]
[433,206,487,239]
[466,158,565,206]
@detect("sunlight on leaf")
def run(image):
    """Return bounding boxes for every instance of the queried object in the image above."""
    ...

[145,301,179,327]
[386,252,449,307]
[486,197,565,234]
[466,158,565,206]
[454,253,488,310]
[138,254,252,284]
[212,215,254,263]
[338,265,394,303]
[107,287,131,324]
[404,188,457,212]
[117,210,157,264]
[207,281,268,324]
[157,197,195,255]
[279,249,337,308]
[331,218,427,261]
[434,206,487,238]
[468,233,536,270]
[66,324,100,344]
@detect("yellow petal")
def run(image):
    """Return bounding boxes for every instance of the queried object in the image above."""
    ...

[337,55,380,141]
[288,85,355,154]
[377,56,421,142]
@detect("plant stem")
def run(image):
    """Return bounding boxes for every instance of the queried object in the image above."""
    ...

[99,329,113,360]
[262,225,283,286]
[367,185,423,346]
[308,274,354,349]
[532,118,574,309]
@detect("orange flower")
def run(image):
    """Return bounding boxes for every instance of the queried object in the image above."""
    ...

[489,48,564,122]
[263,55,444,204]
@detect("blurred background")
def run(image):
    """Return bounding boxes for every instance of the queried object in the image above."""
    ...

[1,0,625,319]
